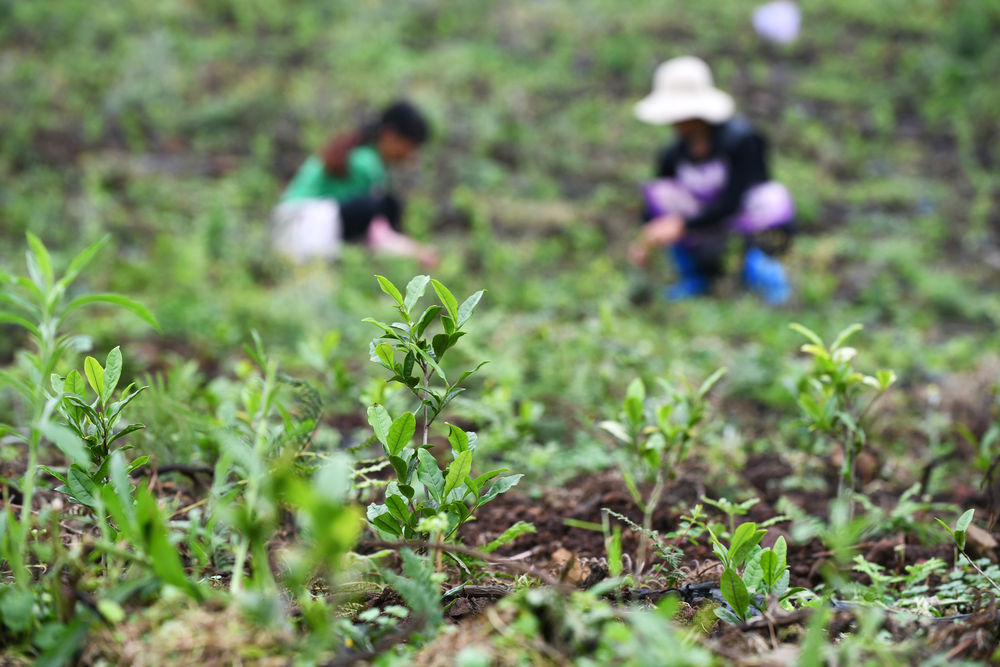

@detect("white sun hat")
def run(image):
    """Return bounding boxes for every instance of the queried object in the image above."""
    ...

[634,56,735,125]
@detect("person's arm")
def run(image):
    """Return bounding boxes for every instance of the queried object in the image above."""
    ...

[683,133,768,230]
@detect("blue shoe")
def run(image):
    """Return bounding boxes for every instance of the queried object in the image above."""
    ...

[662,276,710,301]
[742,247,790,305]
[662,245,710,301]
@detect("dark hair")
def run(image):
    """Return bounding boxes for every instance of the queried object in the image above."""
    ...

[320,100,430,175]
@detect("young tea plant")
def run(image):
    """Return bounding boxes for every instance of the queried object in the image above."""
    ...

[709,522,806,624]
[363,275,522,546]
[936,509,1000,596]
[599,369,726,575]
[790,323,895,514]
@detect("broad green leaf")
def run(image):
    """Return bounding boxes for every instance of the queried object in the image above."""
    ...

[65,369,87,398]
[447,423,470,452]
[625,377,646,404]
[38,422,90,467]
[729,522,766,568]
[789,322,824,347]
[367,404,392,446]
[375,343,394,368]
[375,275,405,307]
[65,467,99,508]
[432,333,450,360]
[480,474,522,504]
[772,536,787,568]
[84,356,105,402]
[444,450,472,498]
[387,412,416,456]
[103,346,123,403]
[759,550,779,589]
[456,290,484,328]
[404,275,431,313]
[720,567,750,620]
[414,305,442,338]
[743,550,765,593]
[430,279,459,321]
[63,293,159,331]
[385,494,412,527]
[109,451,132,514]
[956,508,975,532]
[388,455,409,483]
[416,448,444,502]
[26,232,54,290]
[624,395,643,426]
[370,510,402,537]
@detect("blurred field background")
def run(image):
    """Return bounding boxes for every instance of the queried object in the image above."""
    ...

[2,1,1000,661]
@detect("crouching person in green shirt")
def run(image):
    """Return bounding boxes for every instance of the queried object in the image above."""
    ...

[273,100,438,268]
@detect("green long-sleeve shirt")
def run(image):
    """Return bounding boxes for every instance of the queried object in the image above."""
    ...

[281,145,387,203]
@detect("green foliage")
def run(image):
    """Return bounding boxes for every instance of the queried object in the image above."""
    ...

[710,522,808,624]
[363,275,521,543]
[790,323,895,507]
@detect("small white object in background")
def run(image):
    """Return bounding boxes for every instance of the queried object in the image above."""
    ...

[752,1,801,45]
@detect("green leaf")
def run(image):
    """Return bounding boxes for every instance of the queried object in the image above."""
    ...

[417,448,445,502]
[65,369,87,399]
[59,235,109,289]
[387,412,416,456]
[720,567,750,621]
[26,232,54,290]
[759,550,779,589]
[728,522,766,568]
[743,549,765,593]
[482,521,536,553]
[372,513,402,537]
[480,474,522,504]
[375,275,405,307]
[84,356,105,401]
[375,343,394,368]
[65,467,99,508]
[599,420,631,443]
[624,395,643,426]
[97,598,126,624]
[136,486,201,599]
[63,293,159,331]
[38,422,91,467]
[385,494,412,527]
[831,323,864,351]
[432,333,451,360]
[444,450,472,498]
[697,367,728,399]
[0,310,41,338]
[447,423,470,452]
[430,279,459,321]
[0,588,35,633]
[956,508,974,532]
[404,275,431,313]
[414,305,442,338]
[456,290,485,328]
[367,404,392,446]
[109,423,145,445]
[789,322,824,347]
[388,455,409,483]
[103,346,123,403]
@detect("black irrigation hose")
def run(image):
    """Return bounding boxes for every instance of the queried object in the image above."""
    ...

[634,582,999,625]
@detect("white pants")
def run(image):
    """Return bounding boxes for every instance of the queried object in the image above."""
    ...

[271,198,343,263]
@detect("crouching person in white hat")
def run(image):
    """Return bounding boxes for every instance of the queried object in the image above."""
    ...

[627,56,794,304]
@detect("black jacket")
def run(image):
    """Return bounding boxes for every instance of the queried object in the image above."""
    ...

[654,117,770,230]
